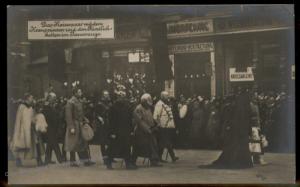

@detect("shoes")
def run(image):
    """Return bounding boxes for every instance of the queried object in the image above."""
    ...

[150,162,163,167]
[16,158,23,167]
[172,157,179,163]
[106,164,113,170]
[45,161,56,164]
[70,163,80,167]
[84,161,96,166]
[159,159,168,163]
[37,161,46,167]
[126,164,138,170]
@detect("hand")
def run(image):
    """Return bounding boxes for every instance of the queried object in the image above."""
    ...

[111,134,116,139]
[70,128,75,134]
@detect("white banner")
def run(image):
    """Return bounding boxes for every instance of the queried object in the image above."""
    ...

[28,19,114,40]
[229,67,254,82]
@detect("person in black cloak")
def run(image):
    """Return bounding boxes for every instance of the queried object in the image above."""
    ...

[105,90,137,170]
[204,86,253,169]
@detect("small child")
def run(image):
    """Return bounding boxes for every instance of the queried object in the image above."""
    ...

[33,105,47,166]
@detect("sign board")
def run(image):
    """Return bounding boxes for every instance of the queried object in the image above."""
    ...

[28,19,114,40]
[292,64,295,80]
[167,19,213,38]
[229,67,254,82]
[169,42,214,54]
[102,51,110,58]
[215,16,291,33]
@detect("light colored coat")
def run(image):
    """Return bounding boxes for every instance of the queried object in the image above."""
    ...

[10,103,37,159]
[153,100,175,128]
[64,96,88,152]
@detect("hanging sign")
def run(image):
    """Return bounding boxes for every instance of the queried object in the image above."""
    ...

[229,67,254,82]
[28,19,114,40]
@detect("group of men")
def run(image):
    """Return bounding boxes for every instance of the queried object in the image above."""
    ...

[9,88,179,170]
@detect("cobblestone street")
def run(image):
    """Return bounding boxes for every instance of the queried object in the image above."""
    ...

[8,145,295,184]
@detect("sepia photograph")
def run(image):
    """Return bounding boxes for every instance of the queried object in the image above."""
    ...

[7,4,295,184]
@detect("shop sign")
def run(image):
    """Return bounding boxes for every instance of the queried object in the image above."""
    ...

[169,42,214,54]
[292,64,295,80]
[102,51,110,58]
[167,19,213,38]
[229,67,254,82]
[215,16,290,33]
[28,19,114,40]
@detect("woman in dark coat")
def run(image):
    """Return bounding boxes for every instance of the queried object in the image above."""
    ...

[209,89,253,169]
[189,98,205,148]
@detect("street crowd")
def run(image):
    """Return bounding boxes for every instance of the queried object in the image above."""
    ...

[8,74,293,170]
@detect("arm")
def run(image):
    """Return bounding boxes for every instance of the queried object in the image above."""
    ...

[153,103,162,127]
[65,102,75,131]
[133,108,151,134]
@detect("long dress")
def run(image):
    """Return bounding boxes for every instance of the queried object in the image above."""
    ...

[212,92,253,169]
[10,103,37,159]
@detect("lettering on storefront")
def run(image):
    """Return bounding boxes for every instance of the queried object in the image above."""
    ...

[28,19,114,40]
[229,67,254,82]
[169,42,214,54]
[167,19,213,38]
[215,16,290,33]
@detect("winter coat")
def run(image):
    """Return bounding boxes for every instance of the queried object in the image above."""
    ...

[64,96,88,152]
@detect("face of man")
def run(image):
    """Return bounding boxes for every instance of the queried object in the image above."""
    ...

[76,89,83,98]
[48,95,56,104]
[102,91,110,100]
[26,95,34,105]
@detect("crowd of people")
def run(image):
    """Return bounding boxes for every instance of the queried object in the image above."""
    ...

[7,75,293,170]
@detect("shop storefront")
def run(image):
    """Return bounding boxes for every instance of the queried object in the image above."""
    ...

[166,19,216,98]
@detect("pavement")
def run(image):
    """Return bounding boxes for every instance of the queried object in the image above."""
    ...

[8,145,296,184]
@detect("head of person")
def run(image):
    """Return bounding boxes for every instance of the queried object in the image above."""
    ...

[179,95,186,103]
[116,90,126,100]
[102,90,111,101]
[47,92,57,104]
[73,88,83,99]
[24,93,34,106]
[160,91,169,103]
[141,93,153,108]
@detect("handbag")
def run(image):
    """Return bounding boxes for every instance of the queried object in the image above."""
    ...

[80,123,94,141]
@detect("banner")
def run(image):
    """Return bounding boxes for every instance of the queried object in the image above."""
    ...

[28,19,114,40]
[229,67,254,82]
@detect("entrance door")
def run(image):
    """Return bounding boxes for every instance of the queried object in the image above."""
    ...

[175,53,211,98]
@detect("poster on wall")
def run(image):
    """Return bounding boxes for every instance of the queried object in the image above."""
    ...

[292,64,295,80]
[28,19,114,40]
[229,67,254,82]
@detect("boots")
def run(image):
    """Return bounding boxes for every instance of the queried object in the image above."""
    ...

[16,158,23,167]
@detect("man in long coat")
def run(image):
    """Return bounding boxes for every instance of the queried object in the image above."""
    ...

[106,91,137,170]
[64,88,93,167]
[94,90,112,165]
[43,92,63,164]
[132,93,161,167]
